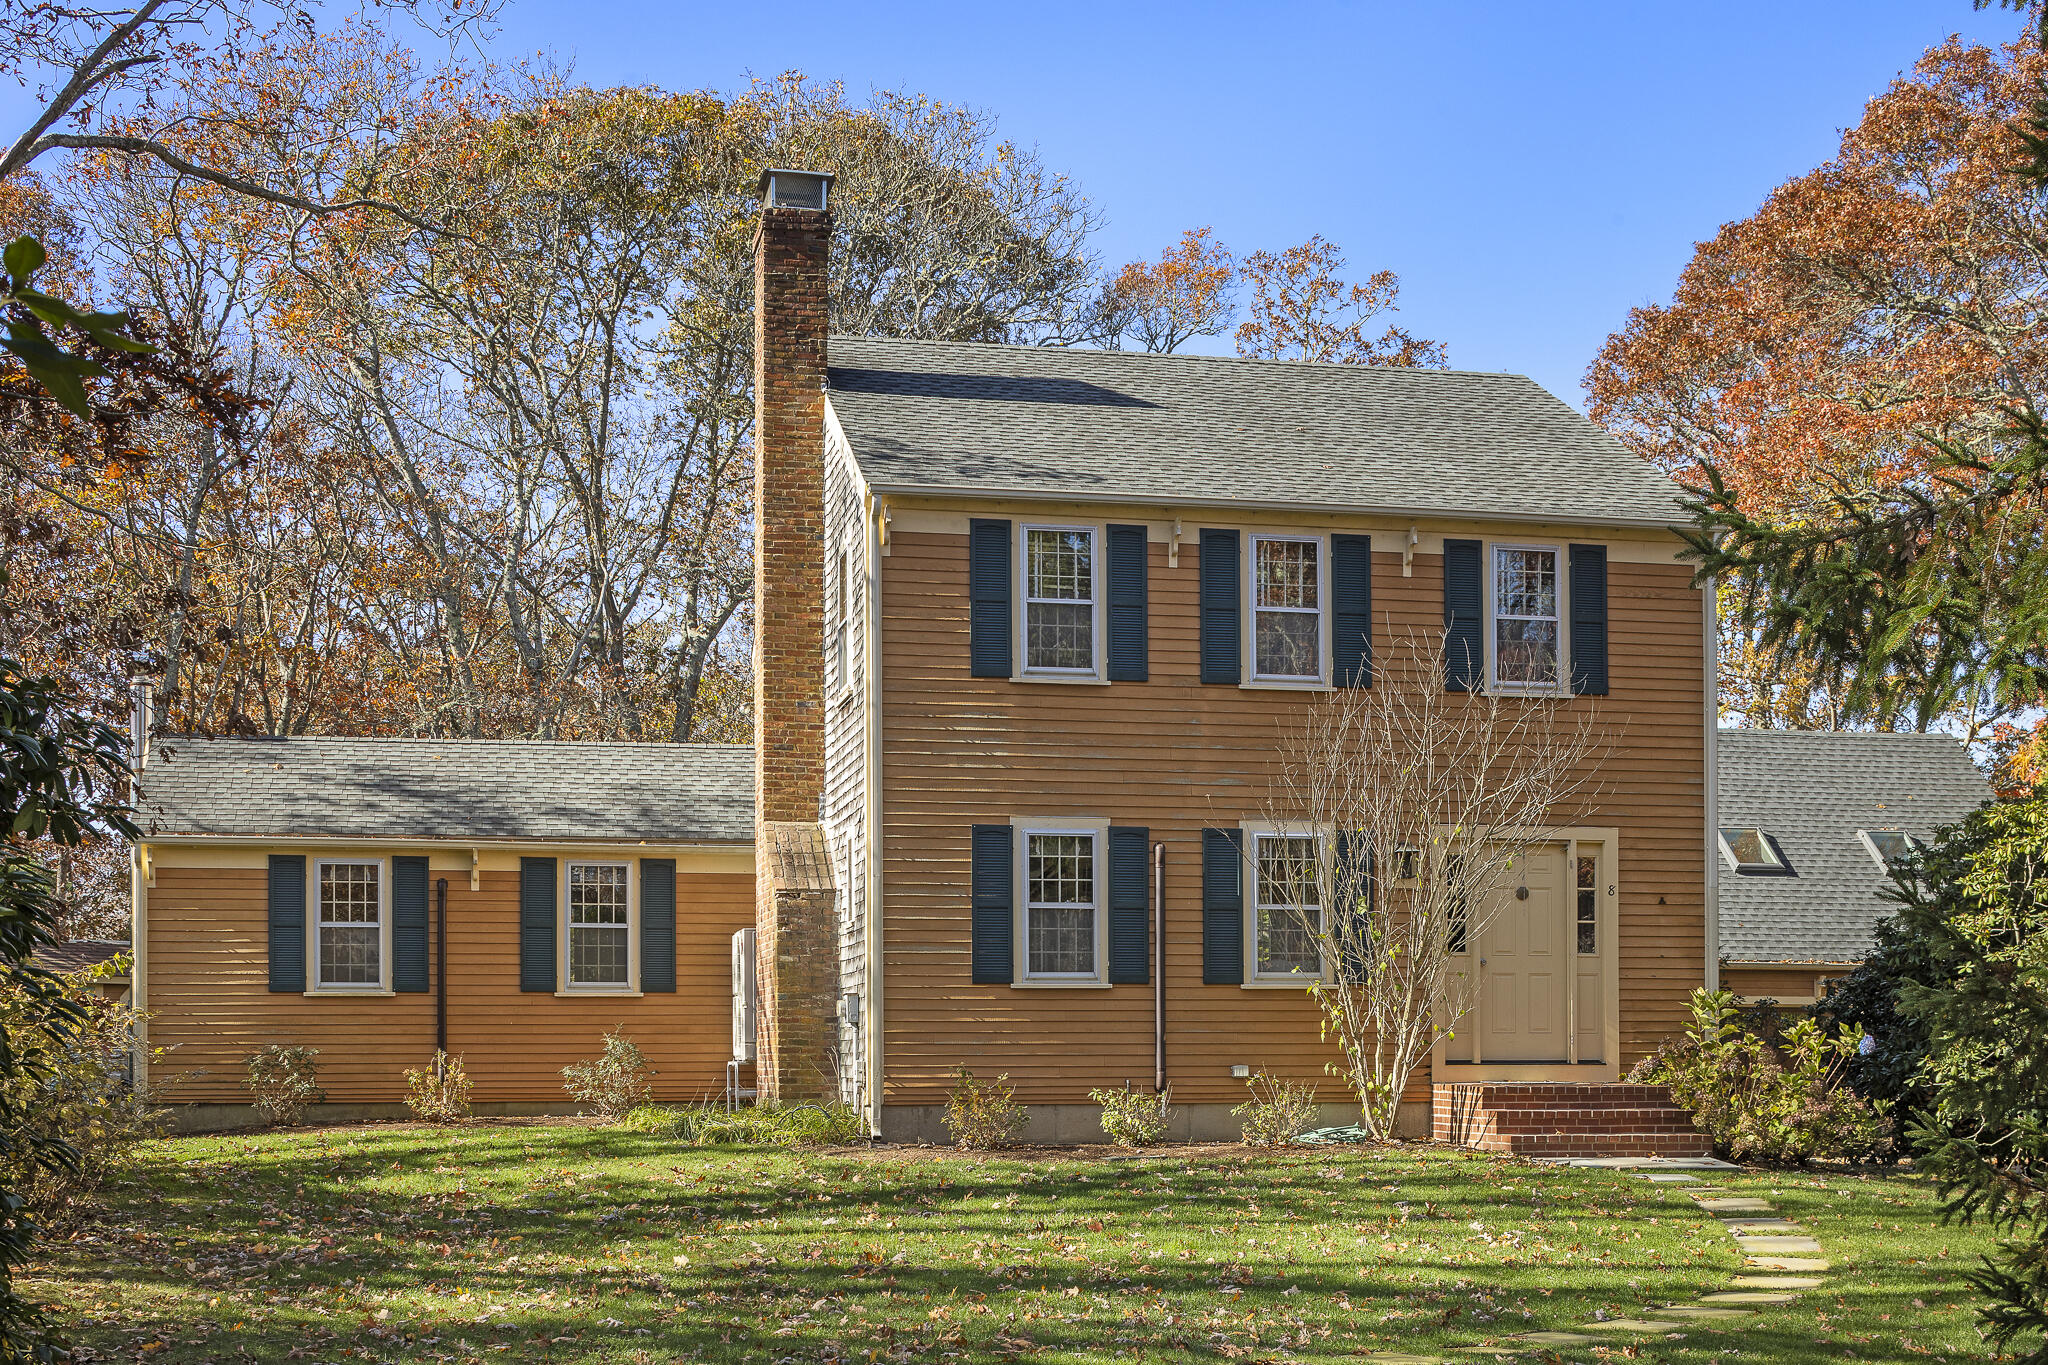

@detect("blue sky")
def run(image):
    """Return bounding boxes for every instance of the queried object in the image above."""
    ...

[481,0,2019,406]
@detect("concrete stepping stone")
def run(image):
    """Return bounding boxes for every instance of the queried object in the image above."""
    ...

[1453,1348,1525,1357]
[1722,1218,1803,1234]
[1651,1305,1758,1321]
[1636,1173,1704,1183]
[1745,1256,1830,1271]
[1580,1318,1683,1333]
[1364,1355,1442,1364]
[1513,1331,1598,1346]
[1731,1276,1823,1289]
[1699,1291,1800,1305]
[1695,1197,1775,1213]
[1734,1235,1823,1254]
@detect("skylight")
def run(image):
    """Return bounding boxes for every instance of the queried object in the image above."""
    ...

[1860,829,1919,871]
[1719,826,1788,874]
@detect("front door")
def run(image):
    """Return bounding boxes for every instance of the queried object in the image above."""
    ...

[1476,844,1570,1063]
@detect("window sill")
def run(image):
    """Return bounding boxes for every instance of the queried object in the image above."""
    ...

[1240,977,1327,991]
[1009,978,1112,990]
[304,988,395,998]
[1240,678,1330,692]
[555,989,645,999]
[1013,672,1110,686]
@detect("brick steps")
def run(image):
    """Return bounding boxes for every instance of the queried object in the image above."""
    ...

[1432,1081,1710,1158]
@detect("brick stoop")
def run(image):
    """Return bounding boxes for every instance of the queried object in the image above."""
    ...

[1432,1082,1711,1158]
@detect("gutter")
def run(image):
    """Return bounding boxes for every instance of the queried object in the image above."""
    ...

[856,481,1689,534]
[136,835,751,854]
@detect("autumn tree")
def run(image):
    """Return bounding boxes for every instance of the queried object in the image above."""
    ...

[1588,26,2048,773]
[1234,235,1445,367]
[1090,226,1235,353]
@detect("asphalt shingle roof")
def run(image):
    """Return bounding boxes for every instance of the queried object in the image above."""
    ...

[1717,730,1990,966]
[826,337,1687,527]
[137,737,754,844]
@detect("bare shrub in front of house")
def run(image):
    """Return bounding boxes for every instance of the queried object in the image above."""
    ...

[943,1066,1028,1149]
[1090,1084,1174,1147]
[1232,1072,1318,1145]
[1631,988,1888,1163]
[561,1029,653,1122]
[245,1045,324,1126]
[403,1050,474,1124]
[1261,626,1608,1141]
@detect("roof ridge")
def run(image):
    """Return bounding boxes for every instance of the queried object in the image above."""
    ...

[152,734,753,751]
[826,333,1552,385]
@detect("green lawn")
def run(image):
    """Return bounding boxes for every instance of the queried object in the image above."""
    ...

[33,1122,1998,1363]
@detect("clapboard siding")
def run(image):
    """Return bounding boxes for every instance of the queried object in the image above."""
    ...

[822,420,870,1103]
[147,863,753,1105]
[877,526,1706,1107]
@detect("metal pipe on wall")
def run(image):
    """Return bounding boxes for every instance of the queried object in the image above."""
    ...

[1153,841,1166,1094]
[435,878,448,1057]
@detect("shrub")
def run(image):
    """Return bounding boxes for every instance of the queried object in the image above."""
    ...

[1232,1072,1318,1145]
[1630,988,1888,1163]
[0,958,170,1226]
[1811,905,1950,1150]
[1090,1084,1174,1147]
[942,1066,1027,1149]
[674,1102,869,1147]
[561,1029,653,1122]
[245,1044,324,1126]
[402,1051,473,1123]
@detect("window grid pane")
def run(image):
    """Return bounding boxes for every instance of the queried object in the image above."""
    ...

[1494,547,1559,686]
[1027,833,1096,976]
[569,863,630,985]
[1254,539,1321,678]
[1576,854,1598,955]
[1025,529,1094,671]
[1256,835,1321,976]
[318,862,380,985]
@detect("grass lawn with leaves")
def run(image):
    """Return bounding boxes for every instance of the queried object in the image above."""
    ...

[35,1122,1996,1363]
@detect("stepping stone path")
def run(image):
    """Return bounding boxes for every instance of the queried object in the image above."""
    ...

[1362,1154,1839,1363]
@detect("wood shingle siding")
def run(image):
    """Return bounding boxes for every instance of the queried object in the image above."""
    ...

[146,860,752,1105]
[875,523,1706,1107]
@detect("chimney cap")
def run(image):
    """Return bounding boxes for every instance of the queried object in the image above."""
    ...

[758,167,833,213]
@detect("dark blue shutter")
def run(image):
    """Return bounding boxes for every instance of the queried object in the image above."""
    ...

[640,858,676,992]
[1107,826,1150,983]
[1199,529,1241,685]
[520,856,557,993]
[969,518,1013,678]
[1332,533,1373,688]
[1107,524,1149,682]
[971,824,1014,984]
[267,854,306,993]
[1202,828,1244,985]
[392,855,429,993]
[1335,832,1370,985]
[1569,543,1609,696]
[1444,538,1484,692]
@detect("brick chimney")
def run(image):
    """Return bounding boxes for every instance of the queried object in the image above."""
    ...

[752,168,839,1104]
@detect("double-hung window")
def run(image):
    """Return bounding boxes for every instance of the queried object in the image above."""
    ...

[1492,545,1562,690]
[1253,833,1323,979]
[1022,526,1097,674]
[566,860,632,989]
[315,859,383,989]
[1024,830,1098,979]
[1251,535,1322,681]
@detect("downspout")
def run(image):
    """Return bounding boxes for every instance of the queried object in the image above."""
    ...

[1703,576,1720,992]
[435,878,449,1056]
[862,490,886,1138]
[1153,841,1166,1093]
[129,677,152,1088]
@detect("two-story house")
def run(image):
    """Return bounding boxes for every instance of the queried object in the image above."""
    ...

[131,170,1715,1152]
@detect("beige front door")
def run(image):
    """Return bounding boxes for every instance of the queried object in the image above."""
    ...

[1476,844,1570,1063]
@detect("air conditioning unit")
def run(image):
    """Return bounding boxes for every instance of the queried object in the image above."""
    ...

[731,927,757,1063]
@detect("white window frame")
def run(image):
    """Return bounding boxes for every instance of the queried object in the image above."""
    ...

[1245,532,1330,687]
[1718,827,1789,875]
[834,537,858,700]
[1015,523,1104,681]
[1487,541,1569,695]
[1857,829,1919,872]
[307,856,391,995]
[1012,818,1110,987]
[1241,823,1331,986]
[560,858,639,994]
